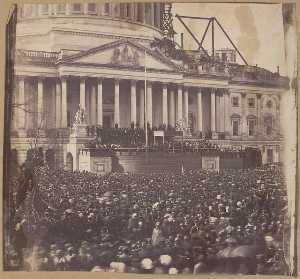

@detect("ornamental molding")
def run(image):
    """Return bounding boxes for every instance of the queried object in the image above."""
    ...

[52,28,153,44]
[58,39,181,73]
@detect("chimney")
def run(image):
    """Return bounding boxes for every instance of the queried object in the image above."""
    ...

[277,65,280,74]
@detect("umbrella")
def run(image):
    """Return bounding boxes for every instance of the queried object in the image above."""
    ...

[229,245,257,258]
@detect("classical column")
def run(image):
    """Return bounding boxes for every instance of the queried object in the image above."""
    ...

[219,92,225,133]
[241,93,247,137]
[183,87,189,128]
[61,77,68,127]
[155,3,161,28]
[147,82,153,127]
[80,77,86,109]
[197,89,203,133]
[162,84,168,126]
[55,79,61,128]
[177,85,183,123]
[131,3,136,21]
[83,3,88,14]
[90,83,97,125]
[65,3,71,15]
[150,3,154,25]
[224,91,230,137]
[169,88,175,127]
[139,87,145,128]
[17,76,26,129]
[37,78,44,128]
[114,79,120,127]
[130,80,137,125]
[211,88,216,133]
[97,78,103,126]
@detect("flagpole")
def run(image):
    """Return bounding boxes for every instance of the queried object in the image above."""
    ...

[144,50,148,150]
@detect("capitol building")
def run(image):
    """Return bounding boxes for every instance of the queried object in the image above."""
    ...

[11,2,288,169]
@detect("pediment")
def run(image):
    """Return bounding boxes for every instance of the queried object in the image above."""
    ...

[61,40,179,72]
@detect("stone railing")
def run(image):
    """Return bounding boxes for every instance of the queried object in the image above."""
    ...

[229,64,289,87]
[26,128,71,138]
[16,49,59,63]
[183,62,230,77]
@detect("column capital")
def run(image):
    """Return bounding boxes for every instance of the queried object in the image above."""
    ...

[96,77,104,83]
[177,84,183,91]
[181,85,190,91]
[162,83,168,90]
[80,76,87,82]
[131,80,137,86]
[37,76,46,81]
[146,81,153,88]
[223,89,230,95]
[16,75,26,81]
[60,75,69,82]
[211,87,217,93]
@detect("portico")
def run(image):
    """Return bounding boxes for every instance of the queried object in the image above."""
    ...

[15,73,230,136]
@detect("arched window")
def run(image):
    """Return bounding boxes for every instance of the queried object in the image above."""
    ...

[264,115,273,136]
[266,99,273,109]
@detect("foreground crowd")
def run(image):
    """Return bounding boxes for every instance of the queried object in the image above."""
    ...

[8,165,288,274]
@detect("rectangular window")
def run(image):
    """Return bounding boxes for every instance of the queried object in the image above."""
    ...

[88,3,96,13]
[232,120,239,136]
[248,119,255,136]
[232,97,239,107]
[73,3,82,13]
[248,98,255,108]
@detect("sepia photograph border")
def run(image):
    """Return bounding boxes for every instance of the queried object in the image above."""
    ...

[0,0,298,278]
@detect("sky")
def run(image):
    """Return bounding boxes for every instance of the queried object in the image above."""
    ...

[173,3,286,74]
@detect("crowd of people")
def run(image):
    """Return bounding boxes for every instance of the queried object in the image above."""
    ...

[7,163,288,274]
[84,129,246,155]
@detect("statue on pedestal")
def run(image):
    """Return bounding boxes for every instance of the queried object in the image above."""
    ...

[73,105,86,127]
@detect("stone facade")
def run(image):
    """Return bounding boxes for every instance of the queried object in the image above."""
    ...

[11,3,288,167]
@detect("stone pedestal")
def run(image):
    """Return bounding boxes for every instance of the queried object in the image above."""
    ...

[71,124,88,138]
[66,123,94,171]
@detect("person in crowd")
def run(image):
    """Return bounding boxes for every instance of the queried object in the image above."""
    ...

[8,163,287,274]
